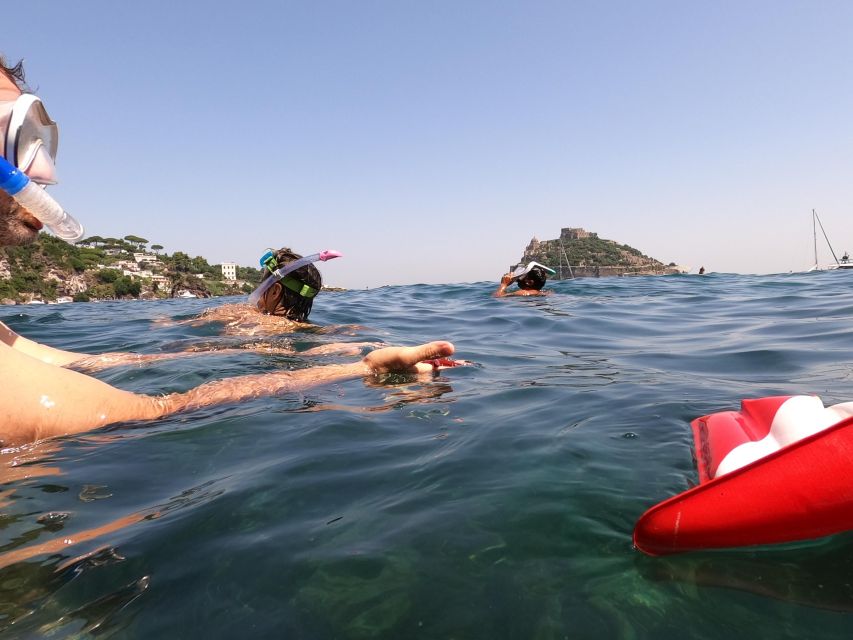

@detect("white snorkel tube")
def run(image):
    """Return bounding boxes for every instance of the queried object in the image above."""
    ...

[0,156,84,242]
[247,249,342,307]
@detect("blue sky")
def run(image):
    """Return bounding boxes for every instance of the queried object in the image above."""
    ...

[6,1,853,287]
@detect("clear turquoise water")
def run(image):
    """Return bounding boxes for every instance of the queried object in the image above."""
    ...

[4,271,853,639]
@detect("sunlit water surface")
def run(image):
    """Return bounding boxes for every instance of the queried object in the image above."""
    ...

[3,272,853,639]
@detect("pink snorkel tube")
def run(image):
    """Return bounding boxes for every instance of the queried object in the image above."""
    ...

[247,249,342,307]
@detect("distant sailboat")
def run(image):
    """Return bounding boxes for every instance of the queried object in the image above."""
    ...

[808,209,853,271]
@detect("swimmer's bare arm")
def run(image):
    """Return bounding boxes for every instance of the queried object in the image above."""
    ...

[0,321,251,371]
[0,340,455,445]
[0,323,252,371]
[0,337,300,373]
[0,315,376,373]
[0,320,92,366]
[70,342,381,373]
[165,342,455,412]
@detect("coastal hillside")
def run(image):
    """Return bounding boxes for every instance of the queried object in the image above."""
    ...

[0,233,263,304]
[518,227,681,278]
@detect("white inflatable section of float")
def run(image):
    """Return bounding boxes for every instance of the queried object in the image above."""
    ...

[715,396,853,477]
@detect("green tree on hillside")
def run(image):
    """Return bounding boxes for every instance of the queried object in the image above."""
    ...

[171,251,192,273]
[96,269,119,283]
[113,276,141,297]
[189,255,215,275]
[237,265,263,284]
[124,235,149,248]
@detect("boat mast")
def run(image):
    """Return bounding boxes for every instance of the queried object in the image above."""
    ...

[558,238,574,279]
[814,209,841,265]
[813,209,818,269]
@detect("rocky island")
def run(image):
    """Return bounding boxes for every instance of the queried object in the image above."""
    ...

[516,227,684,278]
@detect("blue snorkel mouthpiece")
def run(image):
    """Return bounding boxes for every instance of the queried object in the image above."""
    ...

[259,250,277,272]
[0,156,84,242]
[247,249,343,307]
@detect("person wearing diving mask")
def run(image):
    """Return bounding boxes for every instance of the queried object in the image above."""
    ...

[494,261,556,297]
[0,60,66,246]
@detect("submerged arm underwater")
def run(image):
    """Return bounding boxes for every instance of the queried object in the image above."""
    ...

[0,318,222,371]
[1,318,376,373]
[0,320,88,366]
[0,340,456,446]
[67,341,382,373]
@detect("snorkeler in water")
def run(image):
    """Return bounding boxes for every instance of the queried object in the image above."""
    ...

[494,261,556,297]
[172,247,350,337]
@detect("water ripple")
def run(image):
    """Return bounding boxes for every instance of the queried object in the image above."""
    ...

[2,273,853,637]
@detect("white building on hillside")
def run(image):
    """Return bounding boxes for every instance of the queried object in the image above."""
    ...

[133,252,160,264]
[221,262,237,281]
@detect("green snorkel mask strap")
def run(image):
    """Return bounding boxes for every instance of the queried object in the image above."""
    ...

[280,275,319,298]
[258,250,319,298]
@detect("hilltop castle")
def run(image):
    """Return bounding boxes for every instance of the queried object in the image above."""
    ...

[516,227,681,279]
[523,228,598,258]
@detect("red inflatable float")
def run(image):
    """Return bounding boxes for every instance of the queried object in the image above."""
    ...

[634,395,853,555]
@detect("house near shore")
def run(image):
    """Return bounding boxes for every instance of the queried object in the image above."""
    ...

[221,262,237,281]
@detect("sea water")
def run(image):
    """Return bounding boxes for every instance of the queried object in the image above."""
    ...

[2,271,853,639]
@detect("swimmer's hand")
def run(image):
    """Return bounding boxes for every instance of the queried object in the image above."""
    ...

[494,273,514,297]
[362,341,456,375]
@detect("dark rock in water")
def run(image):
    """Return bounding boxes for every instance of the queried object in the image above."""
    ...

[169,273,211,298]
